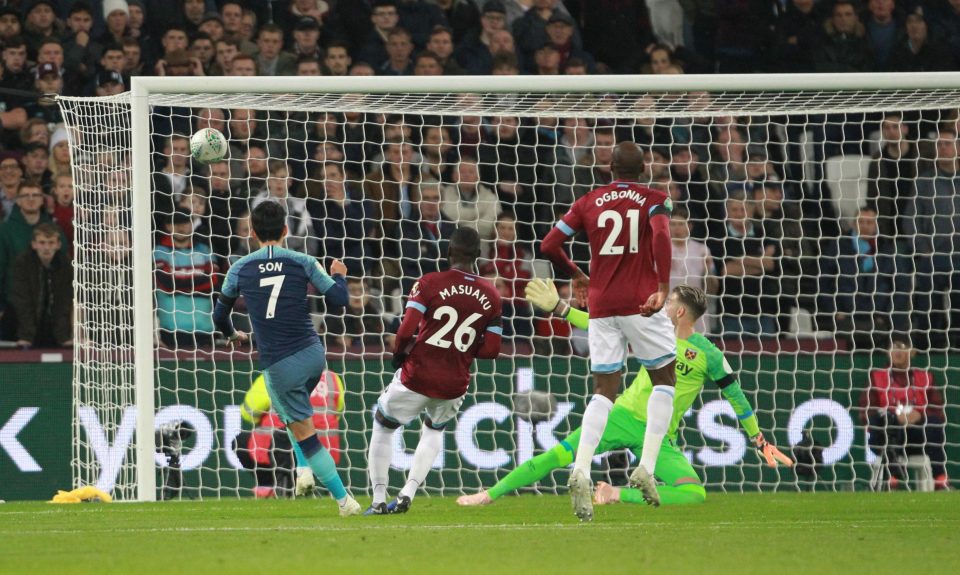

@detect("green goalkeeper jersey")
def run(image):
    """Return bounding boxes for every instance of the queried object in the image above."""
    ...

[565,308,759,440]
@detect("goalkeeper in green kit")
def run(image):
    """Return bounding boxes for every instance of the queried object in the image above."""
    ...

[457,281,793,507]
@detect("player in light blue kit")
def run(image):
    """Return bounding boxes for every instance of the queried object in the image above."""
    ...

[213,200,361,516]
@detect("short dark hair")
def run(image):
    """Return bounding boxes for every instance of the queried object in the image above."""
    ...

[2,37,27,51]
[672,284,707,320]
[251,200,287,242]
[448,226,481,263]
[69,1,93,16]
[33,222,61,240]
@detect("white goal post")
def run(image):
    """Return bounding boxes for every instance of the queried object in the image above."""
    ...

[60,73,960,502]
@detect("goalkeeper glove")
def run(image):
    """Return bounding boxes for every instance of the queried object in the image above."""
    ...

[525,279,569,317]
[752,432,794,467]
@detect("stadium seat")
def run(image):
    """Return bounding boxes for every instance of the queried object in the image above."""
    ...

[824,154,872,221]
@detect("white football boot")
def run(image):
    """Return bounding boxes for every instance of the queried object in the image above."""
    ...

[568,469,594,522]
[628,466,661,507]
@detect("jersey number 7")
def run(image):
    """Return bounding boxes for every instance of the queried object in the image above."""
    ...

[424,305,482,352]
[260,275,285,319]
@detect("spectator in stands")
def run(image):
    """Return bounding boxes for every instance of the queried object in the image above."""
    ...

[94,69,124,96]
[865,0,900,71]
[154,210,219,349]
[156,49,205,78]
[396,180,456,294]
[22,0,61,59]
[199,12,225,43]
[0,7,21,44]
[190,33,216,75]
[905,126,960,348]
[456,1,509,74]
[513,0,581,72]
[532,41,561,74]
[1,36,32,96]
[491,50,520,74]
[0,154,23,220]
[367,139,420,234]
[0,180,65,329]
[860,338,949,490]
[772,0,824,73]
[63,2,101,85]
[813,0,872,72]
[398,0,448,49]
[126,1,147,43]
[481,212,533,339]
[888,6,955,72]
[22,143,51,194]
[48,127,71,180]
[50,173,74,251]
[413,50,443,75]
[544,12,594,72]
[229,210,258,263]
[122,37,145,76]
[820,207,905,346]
[297,56,322,76]
[213,37,240,75]
[221,2,257,55]
[933,0,960,65]
[324,41,352,75]
[359,0,400,68]
[256,23,298,76]
[867,111,918,239]
[99,0,129,47]
[305,162,375,277]
[669,205,713,331]
[326,277,387,351]
[430,0,479,44]
[239,8,259,46]
[156,26,191,69]
[552,117,593,204]
[708,123,748,195]
[27,62,64,125]
[251,161,312,253]
[420,123,456,183]
[426,25,465,74]
[478,115,537,238]
[710,191,779,336]
[8,223,72,348]
[160,134,192,198]
[440,155,501,240]
[349,61,376,75]
[572,0,649,73]
[380,26,415,75]
[291,17,323,61]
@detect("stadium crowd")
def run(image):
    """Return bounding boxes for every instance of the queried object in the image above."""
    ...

[1,0,960,353]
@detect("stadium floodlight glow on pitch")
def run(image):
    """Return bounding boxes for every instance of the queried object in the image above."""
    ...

[58,73,960,502]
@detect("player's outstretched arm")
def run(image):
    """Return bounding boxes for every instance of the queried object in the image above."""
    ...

[717,375,793,468]
[475,316,502,359]
[212,263,246,343]
[639,214,672,317]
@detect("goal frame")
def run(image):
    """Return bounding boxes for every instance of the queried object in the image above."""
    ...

[127,72,960,501]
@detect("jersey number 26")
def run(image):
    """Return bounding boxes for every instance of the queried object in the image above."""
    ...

[424,305,482,352]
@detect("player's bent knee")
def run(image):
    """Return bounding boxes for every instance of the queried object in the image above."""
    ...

[423,416,448,431]
[375,408,403,430]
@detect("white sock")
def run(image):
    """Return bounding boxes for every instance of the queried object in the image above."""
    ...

[368,421,395,505]
[400,425,444,501]
[639,385,675,475]
[573,394,614,474]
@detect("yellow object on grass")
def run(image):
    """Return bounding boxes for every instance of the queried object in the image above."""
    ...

[50,486,113,504]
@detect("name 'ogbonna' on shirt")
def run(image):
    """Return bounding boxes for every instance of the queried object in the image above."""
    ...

[594,190,649,207]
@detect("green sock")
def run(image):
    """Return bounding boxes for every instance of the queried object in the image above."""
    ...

[488,441,575,500]
[619,483,706,505]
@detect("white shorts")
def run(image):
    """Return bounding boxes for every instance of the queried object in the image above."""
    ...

[588,312,676,373]
[376,370,464,428]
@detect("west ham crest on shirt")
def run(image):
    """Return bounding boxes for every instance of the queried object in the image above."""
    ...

[685,348,698,361]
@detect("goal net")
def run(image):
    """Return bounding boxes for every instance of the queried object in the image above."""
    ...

[60,75,960,501]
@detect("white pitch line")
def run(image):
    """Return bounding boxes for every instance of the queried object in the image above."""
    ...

[2,517,957,537]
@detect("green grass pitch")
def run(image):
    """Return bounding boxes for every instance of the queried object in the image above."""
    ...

[1,492,957,575]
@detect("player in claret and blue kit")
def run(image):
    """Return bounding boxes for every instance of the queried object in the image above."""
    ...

[541,141,677,521]
[365,227,502,515]
[213,200,361,516]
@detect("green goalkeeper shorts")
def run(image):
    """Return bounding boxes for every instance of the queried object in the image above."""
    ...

[562,405,702,487]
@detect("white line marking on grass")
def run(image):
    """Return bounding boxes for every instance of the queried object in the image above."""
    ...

[4,517,958,537]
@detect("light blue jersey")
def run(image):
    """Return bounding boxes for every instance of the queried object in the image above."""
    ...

[216,245,347,368]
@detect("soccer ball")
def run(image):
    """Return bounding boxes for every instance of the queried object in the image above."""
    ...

[190,128,228,164]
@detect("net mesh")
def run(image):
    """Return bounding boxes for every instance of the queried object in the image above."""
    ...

[60,86,959,500]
